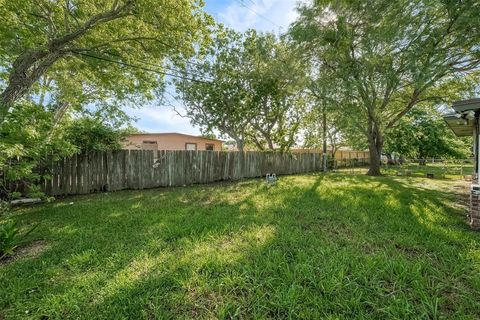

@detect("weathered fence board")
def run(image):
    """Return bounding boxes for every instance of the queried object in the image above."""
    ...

[41,150,369,196]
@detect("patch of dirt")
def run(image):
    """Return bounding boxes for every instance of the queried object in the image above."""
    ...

[361,243,379,255]
[0,240,49,266]
[394,244,424,258]
[448,181,470,214]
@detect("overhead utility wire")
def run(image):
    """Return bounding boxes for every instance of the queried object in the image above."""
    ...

[237,0,282,29]
[97,50,214,81]
[74,51,211,84]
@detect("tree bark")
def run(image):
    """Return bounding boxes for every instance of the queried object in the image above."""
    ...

[46,102,70,143]
[236,139,244,152]
[366,119,384,176]
[0,50,63,115]
[266,137,274,150]
[321,105,327,171]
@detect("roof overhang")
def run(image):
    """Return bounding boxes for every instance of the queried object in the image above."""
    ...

[452,98,480,113]
[444,98,480,137]
[444,114,474,137]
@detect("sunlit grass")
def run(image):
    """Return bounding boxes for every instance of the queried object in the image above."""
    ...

[1,173,479,319]
[381,162,474,179]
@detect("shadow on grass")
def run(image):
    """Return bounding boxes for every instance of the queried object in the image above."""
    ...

[1,173,480,319]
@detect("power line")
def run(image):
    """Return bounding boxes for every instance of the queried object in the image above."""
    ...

[116,26,209,70]
[96,50,213,81]
[74,51,211,84]
[237,0,282,29]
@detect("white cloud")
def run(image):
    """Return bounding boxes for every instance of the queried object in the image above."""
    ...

[219,0,299,33]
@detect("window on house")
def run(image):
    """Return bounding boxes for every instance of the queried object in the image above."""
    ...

[185,143,197,151]
[142,140,158,151]
[205,143,214,151]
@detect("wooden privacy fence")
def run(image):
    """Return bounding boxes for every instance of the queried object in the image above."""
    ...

[42,150,335,196]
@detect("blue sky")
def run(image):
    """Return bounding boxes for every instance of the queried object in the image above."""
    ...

[125,0,300,135]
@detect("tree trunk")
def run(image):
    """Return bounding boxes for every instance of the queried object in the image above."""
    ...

[366,120,384,176]
[236,139,244,152]
[322,106,327,171]
[46,102,70,143]
[386,154,395,165]
[0,50,60,121]
[266,136,274,150]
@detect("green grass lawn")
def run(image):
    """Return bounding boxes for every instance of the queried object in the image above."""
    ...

[381,162,474,180]
[1,173,480,319]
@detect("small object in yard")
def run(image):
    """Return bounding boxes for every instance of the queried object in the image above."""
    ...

[10,198,42,206]
[405,170,412,176]
[69,202,74,205]
[396,171,402,176]
[426,173,434,179]
[266,173,277,184]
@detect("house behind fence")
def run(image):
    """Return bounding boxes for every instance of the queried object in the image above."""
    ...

[122,132,223,151]
[42,150,370,196]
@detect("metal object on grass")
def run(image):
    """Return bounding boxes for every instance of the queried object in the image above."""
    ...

[266,173,277,184]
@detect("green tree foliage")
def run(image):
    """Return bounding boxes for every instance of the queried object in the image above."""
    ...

[302,67,356,160]
[242,32,307,151]
[290,0,480,175]
[384,106,471,159]
[176,28,250,151]
[0,101,135,198]
[302,104,345,154]
[0,0,213,120]
[177,28,306,152]
[64,117,137,154]
[199,133,218,140]
[0,102,74,198]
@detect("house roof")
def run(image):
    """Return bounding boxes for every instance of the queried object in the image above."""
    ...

[444,113,474,137]
[443,98,480,137]
[452,98,480,113]
[127,132,224,142]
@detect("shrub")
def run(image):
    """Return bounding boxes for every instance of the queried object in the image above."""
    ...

[0,219,38,260]
[0,200,10,216]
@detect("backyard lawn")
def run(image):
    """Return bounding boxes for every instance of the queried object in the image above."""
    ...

[1,173,480,319]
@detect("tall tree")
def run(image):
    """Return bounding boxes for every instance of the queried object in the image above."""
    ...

[242,31,306,152]
[303,68,350,168]
[0,0,213,121]
[177,28,306,152]
[290,0,480,175]
[302,102,346,156]
[176,29,251,151]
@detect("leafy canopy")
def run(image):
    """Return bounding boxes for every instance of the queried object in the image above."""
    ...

[0,0,213,115]
[177,27,306,151]
[289,0,480,174]
[384,106,471,159]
